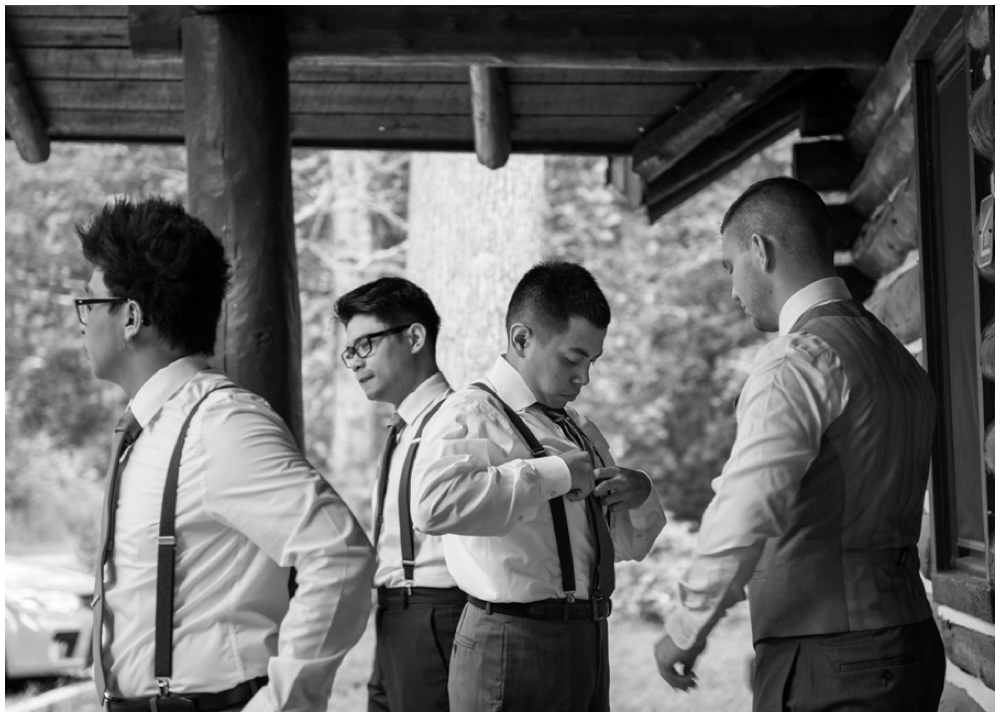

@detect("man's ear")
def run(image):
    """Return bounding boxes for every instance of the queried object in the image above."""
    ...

[509,323,532,357]
[408,323,428,354]
[750,233,775,272]
[123,300,144,341]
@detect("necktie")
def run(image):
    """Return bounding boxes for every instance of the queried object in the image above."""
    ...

[539,406,616,599]
[372,413,405,549]
[92,409,143,702]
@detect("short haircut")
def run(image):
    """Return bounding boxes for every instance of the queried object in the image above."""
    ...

[333,276,441,349]
[78,197,232,356]
[720,176,834,264]
[505,260,611,336]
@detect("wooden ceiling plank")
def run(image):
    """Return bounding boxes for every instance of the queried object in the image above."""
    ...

[8,17,130,48]
[6,6,128,18]
[125,6,910,69]
[469,64,511,169]
[5,34,50,162]
[31,78,184,112]
[631,69,791,182]
[19,48,182,81]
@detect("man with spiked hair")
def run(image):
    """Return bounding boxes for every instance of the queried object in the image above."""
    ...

[654,177,944,710]
[412,260,666,711]
[78,197,374,711]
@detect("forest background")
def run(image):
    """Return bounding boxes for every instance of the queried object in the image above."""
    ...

[5,138,791,710]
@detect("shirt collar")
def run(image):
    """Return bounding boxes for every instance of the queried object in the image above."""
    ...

[396,372,451,426]
[130,355,211,428]
[485,355,539,412]
[778,277,852,336]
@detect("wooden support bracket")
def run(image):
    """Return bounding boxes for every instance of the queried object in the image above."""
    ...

[632,69,791,182]
[469,65,511,170]
[5,33,50,163]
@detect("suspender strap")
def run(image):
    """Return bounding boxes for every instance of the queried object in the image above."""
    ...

[397,394,450,587]
[471,382,577,600]
[154,383,236,694]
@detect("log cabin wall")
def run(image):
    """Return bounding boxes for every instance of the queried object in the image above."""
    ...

[792,7,995,710]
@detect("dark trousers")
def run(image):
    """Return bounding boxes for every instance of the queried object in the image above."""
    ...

[752,617,946,711]
[448,602,611,711]
[367,587,465,712]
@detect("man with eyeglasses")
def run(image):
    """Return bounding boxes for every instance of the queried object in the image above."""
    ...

[77,197,375,711]
[333,276,463,712]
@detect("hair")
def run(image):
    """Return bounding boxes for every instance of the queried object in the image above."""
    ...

[720,176,835,264]
[333,276,442,349]
[78,196,232,356]
[505,260,611,337]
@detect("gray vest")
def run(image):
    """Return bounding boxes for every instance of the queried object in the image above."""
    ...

[748,300,935,642]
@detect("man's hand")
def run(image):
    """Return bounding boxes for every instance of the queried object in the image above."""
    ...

[653,633,706,691]
[593,467,652,512]
[563,450,595,502]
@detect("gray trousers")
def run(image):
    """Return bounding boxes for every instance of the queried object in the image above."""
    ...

[448,602,611,711]
[752,617,946,711]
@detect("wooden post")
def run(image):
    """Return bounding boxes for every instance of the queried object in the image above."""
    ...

[182,12,304,446]
[469,65,511,170]
[5,32,50,163]
[792,140,862,192]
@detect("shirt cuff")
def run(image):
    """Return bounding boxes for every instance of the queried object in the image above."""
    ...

[628,472,662,523]
[665,607,701,651]
[530,455,572,499]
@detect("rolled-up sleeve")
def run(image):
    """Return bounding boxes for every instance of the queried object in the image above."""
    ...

[198,396,376,712]
[666,338,846,649]
[412,394,573,537]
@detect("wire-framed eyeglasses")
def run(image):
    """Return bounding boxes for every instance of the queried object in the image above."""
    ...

[74,297,128,326]
[341,324,411,367]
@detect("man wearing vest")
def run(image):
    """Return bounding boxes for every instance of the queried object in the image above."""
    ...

[334,277,464,711]
[78,197,375,711]
[654,178,945,710]
[411,261,667,711]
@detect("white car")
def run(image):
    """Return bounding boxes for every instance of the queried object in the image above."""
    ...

[5,556,93,679]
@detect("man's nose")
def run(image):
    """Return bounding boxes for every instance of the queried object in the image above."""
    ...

[731,285,740,303]
[574,363,591,386]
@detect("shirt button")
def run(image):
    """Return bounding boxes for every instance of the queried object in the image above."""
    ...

[550,491,556,497]
[518,516,523,522]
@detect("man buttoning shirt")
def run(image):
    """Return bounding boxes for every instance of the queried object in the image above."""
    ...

[411,260,667,711]
[79,197,375,712]
[334,277,464,712]
[654,178,945,711]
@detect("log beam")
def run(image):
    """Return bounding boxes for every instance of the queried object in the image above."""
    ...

[606,157,644,208]
[646,95,799,221]
[851,172,918,279]
[848,92,914,217]
[632,70,791,182]
[130,6,912,69]
[864,258,923,345]
[792,140,863,192]
[182,12,304,446]
[469,65,511,170]
[846,6,962,156]
[4,33,50,163]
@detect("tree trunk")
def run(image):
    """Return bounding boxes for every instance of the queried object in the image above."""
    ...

[407,153,545,386]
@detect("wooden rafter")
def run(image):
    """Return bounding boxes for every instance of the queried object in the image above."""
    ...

[4,32,50,163]
[631,70,791,182]
[127,6,912,70]
[469,65,511,170]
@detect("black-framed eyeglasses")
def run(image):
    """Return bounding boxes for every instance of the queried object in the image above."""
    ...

[74,297,127,326]
[340,324,411,367]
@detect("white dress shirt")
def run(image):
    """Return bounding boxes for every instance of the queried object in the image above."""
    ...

[372,372,457,589]
[103,356,375,710]
[666,278,853,649]
[411,355,666,603]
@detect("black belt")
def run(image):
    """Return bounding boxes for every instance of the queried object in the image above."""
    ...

[377,586,467,606]
[105,676,267,712]
[468,596,612,622]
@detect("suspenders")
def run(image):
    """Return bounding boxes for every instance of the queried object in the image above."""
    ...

[470,382,579,602]
[395,395,449,592]
[154,383,236,699]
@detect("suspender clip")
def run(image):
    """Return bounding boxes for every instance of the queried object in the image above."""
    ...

[564,590,575,603]
[102,690,113,707]
[157,536,176,546]
[156,677,171,698]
